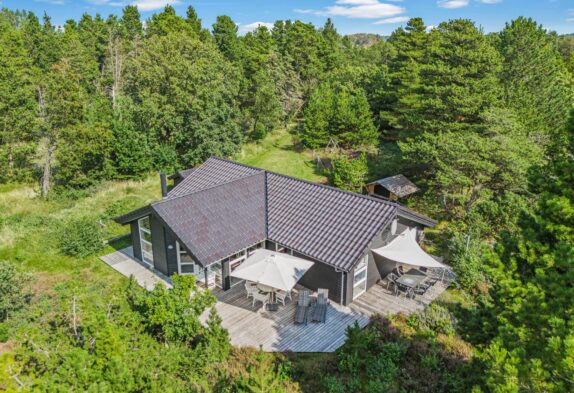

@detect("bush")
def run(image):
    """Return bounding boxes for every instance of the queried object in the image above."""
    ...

[0,323,9,342]
[58,217,104,258]
[0,261,31,322]
[329,153,368,192]
[410,304,457,336]
[447,231,485,291]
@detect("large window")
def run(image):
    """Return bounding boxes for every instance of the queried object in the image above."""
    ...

[138,217,153,266]
[353,255,368,299]
[176,241,207,286]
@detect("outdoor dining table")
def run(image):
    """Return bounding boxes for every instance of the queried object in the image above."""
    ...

[257,283,279,311]
[395,269,427,289]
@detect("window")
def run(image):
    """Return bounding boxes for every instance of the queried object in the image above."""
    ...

[138,217,153,266]
[353,255,368,299]
[176,242,206,286]
[247,242,264,256]
[209,262,223,288]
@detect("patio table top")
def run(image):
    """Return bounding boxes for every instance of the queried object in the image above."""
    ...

[396,269,427,288]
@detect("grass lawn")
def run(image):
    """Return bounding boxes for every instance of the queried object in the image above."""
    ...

[234,127,327,183]
[0,178,160,289]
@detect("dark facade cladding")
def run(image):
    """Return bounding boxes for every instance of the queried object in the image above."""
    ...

[116,157,437,305]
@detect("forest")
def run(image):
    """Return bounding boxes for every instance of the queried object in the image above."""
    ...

[0,4,573,392]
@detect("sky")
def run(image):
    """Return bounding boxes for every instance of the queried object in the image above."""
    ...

[2,0,573,36]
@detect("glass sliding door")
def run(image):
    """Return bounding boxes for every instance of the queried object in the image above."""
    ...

[353,256,368,299]
[138,217,154,266]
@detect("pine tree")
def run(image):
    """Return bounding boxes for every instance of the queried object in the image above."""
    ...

[212,15,239,62]
[481,111,574,392]
[0,18,37,182]
[498,17,573,143]
[415,19,502,135]
[119,5,142,42]
[381,17,428,136]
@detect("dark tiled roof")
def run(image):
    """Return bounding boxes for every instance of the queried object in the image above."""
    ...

[266,173,397,271]
[168,168,196,180]
[152,172,266,266]
[369,174,419,198]
[396,205,438,227]
[114,205,152,225]
[167,157,262,198]
[118,158,436,271]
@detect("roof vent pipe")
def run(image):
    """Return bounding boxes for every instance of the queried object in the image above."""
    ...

[160,172,168,198]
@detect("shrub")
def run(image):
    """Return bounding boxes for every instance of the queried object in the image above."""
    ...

[0,261,31,322]
[329,153,368,192]
[323,375,346,393]
[410,304,457,336]
[58,217,104,257]
[0,323,9,342]
[125,275,218,346]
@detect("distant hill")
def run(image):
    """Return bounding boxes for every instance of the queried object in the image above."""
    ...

[346,33,385,47]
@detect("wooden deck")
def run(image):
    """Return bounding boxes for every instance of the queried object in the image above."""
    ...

[204,284,370,352]
[101,248,449,352]
[350,278,449,317]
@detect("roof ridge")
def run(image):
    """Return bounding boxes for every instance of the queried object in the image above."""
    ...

[153,171,264,206]
[173,156,394,208]
[264,169,396,207]
[209,156,265,173]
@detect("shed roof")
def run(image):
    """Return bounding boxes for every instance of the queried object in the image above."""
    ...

[368,174,419,198]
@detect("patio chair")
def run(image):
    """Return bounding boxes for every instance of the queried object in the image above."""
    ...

[245,282,258,299]
[275,290,290,306]
[412,286,428,297]
[294,290,310,325]
[385,272,399,294]
[311,290,329,323]
[252,291,269,308]
[396,283,413,299]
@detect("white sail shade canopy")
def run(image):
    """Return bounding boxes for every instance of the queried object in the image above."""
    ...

[372,228,445,268]
[230,249,314,292]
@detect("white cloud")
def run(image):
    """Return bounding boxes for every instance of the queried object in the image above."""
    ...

[437,0,469,9]
[88,0,180,11]
[295,1,404,19]
[373,16,409,24]
[35,0,66,5]
[238,21,274,34]
[131,0,180,11]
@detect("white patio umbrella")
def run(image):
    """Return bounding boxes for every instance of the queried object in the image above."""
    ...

[230,249,314,292]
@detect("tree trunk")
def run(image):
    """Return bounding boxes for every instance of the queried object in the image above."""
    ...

[37,86,53,198]
[41,140,52,198]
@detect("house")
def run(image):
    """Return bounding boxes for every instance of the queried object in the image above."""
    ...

[114,157,437,306]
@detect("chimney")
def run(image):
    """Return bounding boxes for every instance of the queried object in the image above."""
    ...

[160,172,168,198]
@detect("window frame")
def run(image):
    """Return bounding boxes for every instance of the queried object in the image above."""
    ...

[138,217,154,266]
[353,255,368,299]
